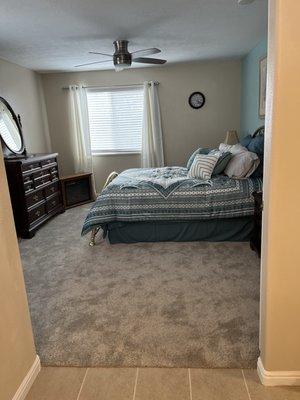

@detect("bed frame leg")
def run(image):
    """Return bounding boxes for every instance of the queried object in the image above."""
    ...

[88,171,118,247]
[89,228,99,247]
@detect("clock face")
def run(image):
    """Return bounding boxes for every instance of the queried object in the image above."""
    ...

[189,92,206,109]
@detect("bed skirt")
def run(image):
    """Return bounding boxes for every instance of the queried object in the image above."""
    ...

[106,217,253,244]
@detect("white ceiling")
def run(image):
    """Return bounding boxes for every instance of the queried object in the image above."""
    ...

[0,0,268,73]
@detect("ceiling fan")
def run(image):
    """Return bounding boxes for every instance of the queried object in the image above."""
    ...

[75,40,167,71]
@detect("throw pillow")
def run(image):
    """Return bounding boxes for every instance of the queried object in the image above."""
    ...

[239,135,264,177]
[224,151,260,178]
[240,135,252,148]
[219,143,248,155]
[247,135,264,155]
[251,155,264,178]
[186,147,211,170]
[209,150,232,175]
[188,154,220,180]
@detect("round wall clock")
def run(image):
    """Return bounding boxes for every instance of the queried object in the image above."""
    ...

[188,92,206,109]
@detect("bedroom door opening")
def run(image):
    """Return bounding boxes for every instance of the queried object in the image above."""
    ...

[2,0,269,374]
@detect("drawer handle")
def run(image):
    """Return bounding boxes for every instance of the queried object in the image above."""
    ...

[50,187,55,192]
[35,210,41,217]
[33,195,39,201]
[51,200,56,206]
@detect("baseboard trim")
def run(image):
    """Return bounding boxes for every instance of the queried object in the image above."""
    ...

[12,355,41,400]
[257,357,300,386]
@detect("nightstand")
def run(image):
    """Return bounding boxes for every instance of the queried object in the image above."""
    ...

[60,173,95,209]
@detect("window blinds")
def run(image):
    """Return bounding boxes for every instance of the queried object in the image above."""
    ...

[86,86,143,154]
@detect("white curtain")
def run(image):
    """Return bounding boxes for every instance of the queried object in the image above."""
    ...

[141,81,164,168]
[68,85,96,195]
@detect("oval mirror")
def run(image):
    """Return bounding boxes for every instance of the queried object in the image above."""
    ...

[0,97,24,154]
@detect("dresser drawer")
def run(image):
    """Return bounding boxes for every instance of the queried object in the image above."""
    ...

[26,190,44,209]
[41,158,56,167]
[45,182,59,197]
[46,194,61,212]
[24,182,34,193]
[34,174,52,188]
[33,169,46,179]
[50,167,59,180]
[22,162,40,173]
[49,166,58,174]
[23,175,34,193]
[28,203,47,225]
[23,174,33,184]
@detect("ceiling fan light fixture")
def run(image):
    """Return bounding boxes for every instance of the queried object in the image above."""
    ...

[114,59,131,71]
[113,41,132,71]
[76,40,167,70]
[115,65,125,72]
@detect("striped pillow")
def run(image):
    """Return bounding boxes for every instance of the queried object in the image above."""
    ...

[188,153,219,180]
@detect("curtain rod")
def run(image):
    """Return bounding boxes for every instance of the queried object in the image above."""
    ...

[62,81,159,90]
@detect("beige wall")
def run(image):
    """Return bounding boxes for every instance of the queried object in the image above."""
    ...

[260,0,300,371]
[41,59,241,188]
[0,58,50,154]
[0,148,36,400]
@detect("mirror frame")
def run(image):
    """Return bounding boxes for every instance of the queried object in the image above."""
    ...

[0,96,25,155]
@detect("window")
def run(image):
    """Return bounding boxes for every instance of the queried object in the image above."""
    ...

[86,86,144,154]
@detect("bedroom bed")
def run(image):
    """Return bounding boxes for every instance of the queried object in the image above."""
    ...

[81,166,262,245]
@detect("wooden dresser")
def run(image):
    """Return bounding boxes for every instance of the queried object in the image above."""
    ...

[5,153,64,238]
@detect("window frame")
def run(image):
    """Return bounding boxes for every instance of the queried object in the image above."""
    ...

[86,85,144,156]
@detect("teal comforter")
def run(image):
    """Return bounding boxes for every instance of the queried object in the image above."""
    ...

[82,167,262,235]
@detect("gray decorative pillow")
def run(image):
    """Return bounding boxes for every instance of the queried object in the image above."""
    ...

[187,148,232,176]
[208,150,232,175]
[188,154,219,180]
[186,148,211,170]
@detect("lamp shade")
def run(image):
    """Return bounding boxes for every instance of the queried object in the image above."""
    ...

[224,130,239,145]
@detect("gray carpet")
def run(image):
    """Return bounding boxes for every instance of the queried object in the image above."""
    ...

[19,205,260,368]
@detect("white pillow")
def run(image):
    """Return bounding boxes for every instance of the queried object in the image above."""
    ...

[219,143,248,155]
[224,151,260,178]
[188,154,219,180]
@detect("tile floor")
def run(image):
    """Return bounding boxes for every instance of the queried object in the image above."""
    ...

[25,367,300,400]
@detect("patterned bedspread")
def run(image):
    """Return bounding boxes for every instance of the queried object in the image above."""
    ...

[82,167,262,235]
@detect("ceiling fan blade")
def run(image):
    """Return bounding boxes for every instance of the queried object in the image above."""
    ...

[132,57,167,65]
[89,51,113,57]
[74,60,111,67]
[131,48,161,57]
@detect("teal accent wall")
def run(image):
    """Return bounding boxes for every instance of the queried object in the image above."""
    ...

[241,38,267,137]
